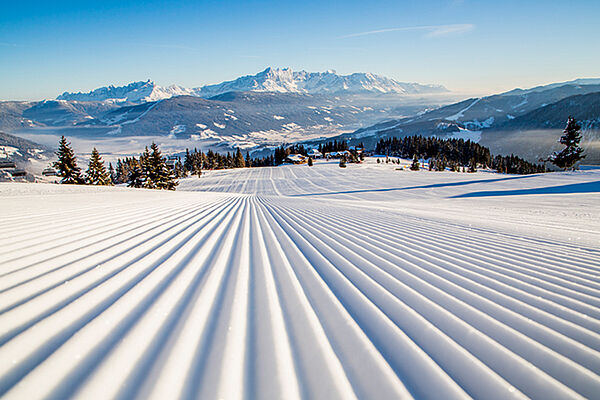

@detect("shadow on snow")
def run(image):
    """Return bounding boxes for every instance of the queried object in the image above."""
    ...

[290,175,538,197]
[452,181,600,198]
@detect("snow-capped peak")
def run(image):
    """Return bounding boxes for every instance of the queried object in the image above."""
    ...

[196,67,449,97]
[57,80,195,103]
[56,68,449,104]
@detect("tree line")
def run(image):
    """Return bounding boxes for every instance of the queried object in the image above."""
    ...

[375,135,546,174]
[53,136,178,190]
[54,117,584,188]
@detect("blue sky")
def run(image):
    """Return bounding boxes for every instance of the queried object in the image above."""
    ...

[1,0,599,100]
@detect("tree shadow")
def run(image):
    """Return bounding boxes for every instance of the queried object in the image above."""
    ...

[452,181,600,198]
[290,174,538,197]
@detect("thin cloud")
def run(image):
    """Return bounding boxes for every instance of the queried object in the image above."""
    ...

[128,42,198,51]
[338,24,474,39]
[426,24,474,37]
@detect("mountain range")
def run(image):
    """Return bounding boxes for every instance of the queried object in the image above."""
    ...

[332,80,600,163]
[0,68,454,155]
[1,68,599,165]
[56,67,448,104]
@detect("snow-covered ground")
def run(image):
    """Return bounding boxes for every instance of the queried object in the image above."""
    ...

[1,159,599,399]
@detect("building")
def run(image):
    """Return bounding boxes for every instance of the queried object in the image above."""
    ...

[42,167,57,176]
[307,149,322,159]
[325,150,351,159]
[285,154,307,164]
[0,161,17,169]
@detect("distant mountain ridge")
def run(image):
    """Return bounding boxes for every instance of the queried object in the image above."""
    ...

[196,67,448,98]
[3,74,600,164]
[56,67,449,103]
[342,78,600,143]
[57,80,195,104]
[330,79,600,164]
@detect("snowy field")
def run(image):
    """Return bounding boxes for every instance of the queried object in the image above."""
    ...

[1,159,599,399]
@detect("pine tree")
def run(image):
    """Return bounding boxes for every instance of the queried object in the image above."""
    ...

[307,157,313,166]
[139,147,153,187]
[128,158,144,188]
[234,149,245,168]
[174,160,186,178]
[144,143,178,190]
[184,148,193,173]
[468,158,477,173]
[85,148,112,185]
[245,151,251,168]
[410,154,420,171]
[53,136,84,184]
[115,159,128,184]
[548,116,586,170]
[108,163,116,183]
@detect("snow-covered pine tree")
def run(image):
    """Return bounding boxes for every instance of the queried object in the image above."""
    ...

[548,116,586,170]
[127,158,145,188]
[144,143,178,190]
[53,136,84,184]
[139,146,153,188]
[85,148,112,185]
[410,154,420,171]
[174,160,186,178]
[114,159,128,184]
[108,163,116,183]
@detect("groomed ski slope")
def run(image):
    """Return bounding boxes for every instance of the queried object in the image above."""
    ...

[1,160,599,399]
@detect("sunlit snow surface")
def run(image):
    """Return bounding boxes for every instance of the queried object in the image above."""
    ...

[1,159,599,399]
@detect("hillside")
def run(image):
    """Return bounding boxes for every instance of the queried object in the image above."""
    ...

[334,82,600,163]
[7,92,445,154]
[0,131,51,167]
[1,161,599,398]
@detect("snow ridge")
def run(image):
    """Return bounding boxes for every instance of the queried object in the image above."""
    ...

[57,80,195,103]
[197,67,448,97]
[56,68,449,103]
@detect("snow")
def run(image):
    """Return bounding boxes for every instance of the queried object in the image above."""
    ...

[512,97,528,109]
[1,161,599,399]
[446,98,481,121]
[58,80,195,104]
[447,128,482,142]
[464,117,494,130]
[213,122,226,129]
[169,124,186,138]
[196,67,448,98]
[273,115,285,120]
[0,146,21,159]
